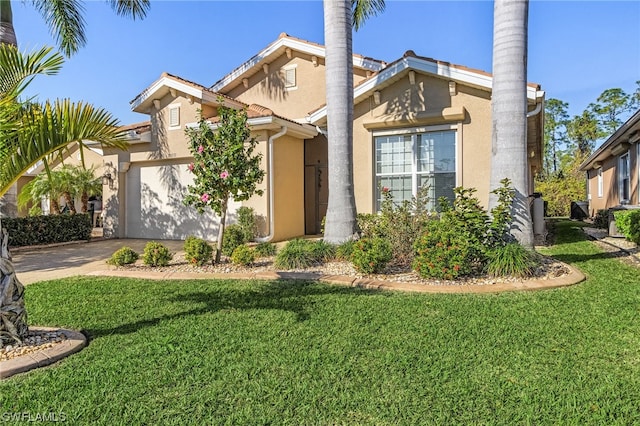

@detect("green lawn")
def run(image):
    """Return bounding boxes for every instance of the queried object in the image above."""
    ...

[1,221,639,425]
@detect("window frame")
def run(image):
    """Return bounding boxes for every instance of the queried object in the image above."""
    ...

[168,104,180,129]
[372,125,457,212]
[281,64,297,90]
[619,151,630,204]
[597,167,603,198]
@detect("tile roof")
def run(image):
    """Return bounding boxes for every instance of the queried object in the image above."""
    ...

[119,121,151,134]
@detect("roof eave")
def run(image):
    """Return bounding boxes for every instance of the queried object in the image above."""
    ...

[210,36,385,93]
[307,57,543,125]
[131,75,244,113]
[580,109,640,171]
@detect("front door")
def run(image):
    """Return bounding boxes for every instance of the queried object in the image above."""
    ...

[304,164,328,234]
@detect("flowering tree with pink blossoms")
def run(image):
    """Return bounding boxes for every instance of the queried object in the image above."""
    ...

[184,103,264,263]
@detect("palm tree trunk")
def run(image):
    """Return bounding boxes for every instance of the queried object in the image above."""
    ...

[490,0,534,248]
[0,0,17,47]
[62,191,76,214]
[0,220,27,347]
[81,191,88,213]
[322,0,358,244]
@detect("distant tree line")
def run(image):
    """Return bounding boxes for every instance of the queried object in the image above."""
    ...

[535,81,640,216]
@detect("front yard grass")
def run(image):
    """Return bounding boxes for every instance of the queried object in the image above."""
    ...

[1,220,639,425]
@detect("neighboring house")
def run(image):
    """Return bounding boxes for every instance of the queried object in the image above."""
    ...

[17,142,105,216]
[580,109,640,216]
[102,33,545,242]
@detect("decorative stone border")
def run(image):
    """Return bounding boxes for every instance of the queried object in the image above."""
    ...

[0,327,87,379]
[87,261,586,294]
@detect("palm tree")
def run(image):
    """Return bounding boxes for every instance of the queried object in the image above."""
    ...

[0,44,130,346]
[0,0,150,56]
[489,0,533,248]
[70,164,101,213]
[322,0,385,244]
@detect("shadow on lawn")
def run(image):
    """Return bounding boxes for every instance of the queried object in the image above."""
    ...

[551,249,632,265]
[85,280,383,340]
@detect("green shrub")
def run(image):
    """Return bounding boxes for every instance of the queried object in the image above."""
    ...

[254,242,277,257]
[4,213,92,248]
[412,220,481,280]
[106,247,139,266]
[614,209,640,244]
[237,206,257,242]
[335,240,356,261]
[350,238,392,274]
[485,242,538,278]
[274,239,334,270]
[231,244,256,266]
[142,241,173,267]
[222,224,246,257]
[357,185,434,266]
[310,239,335,262]
[184,235,213,266]
[593,209,609,229]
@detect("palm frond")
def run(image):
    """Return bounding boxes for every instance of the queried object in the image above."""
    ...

[0,99,130,196]
[0,44,64,98]
[107,0,150,20]
[31,0,86,57]
[352,0,385,31]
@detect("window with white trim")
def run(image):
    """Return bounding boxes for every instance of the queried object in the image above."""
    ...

[282,65,297,89]
[597,167,603,198]
[619,152,630,203]
[374,129,456,211]
[169,105,180,127]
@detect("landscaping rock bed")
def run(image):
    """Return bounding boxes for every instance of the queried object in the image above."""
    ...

[112,251,571,287]
[1,329,67,362]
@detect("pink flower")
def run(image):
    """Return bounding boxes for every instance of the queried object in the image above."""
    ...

[382,187,389,193]
[220,170,229,179]
[187,163,194,172]
[197,145,204,154]
[200,193,210,202]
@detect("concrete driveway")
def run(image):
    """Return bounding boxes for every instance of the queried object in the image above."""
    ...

[11,239,186,285]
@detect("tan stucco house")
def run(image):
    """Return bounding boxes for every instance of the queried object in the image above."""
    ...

[102,33,545,242]
[580,109,640,216]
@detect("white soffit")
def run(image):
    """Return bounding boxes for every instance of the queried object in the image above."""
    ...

[131,75,244,112]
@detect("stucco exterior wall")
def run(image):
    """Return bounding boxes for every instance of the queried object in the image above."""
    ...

[224,52,372,121]
[226,53,326,120]
[272,134,305,241]
[239,130,270,238]
[351,72,493,213]
[586,145,639,215]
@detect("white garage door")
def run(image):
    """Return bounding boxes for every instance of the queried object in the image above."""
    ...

[126,162,239,240]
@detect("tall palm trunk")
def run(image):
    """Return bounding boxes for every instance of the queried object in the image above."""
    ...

[0,219,27,346]
[0,0,17,47]
[489,0,533,248]
[322,0,358,244]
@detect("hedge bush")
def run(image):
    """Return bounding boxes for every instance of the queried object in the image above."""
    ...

[613,209,640,244]
[350,238,392,274]
[3,213,92,248]
[106,247,139,266]
[231,244,256,266]
[142,241,173,267]
[184,236,213,266]
[222,224,247,257]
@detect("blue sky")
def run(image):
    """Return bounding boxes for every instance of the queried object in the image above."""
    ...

[11,0,640,125]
